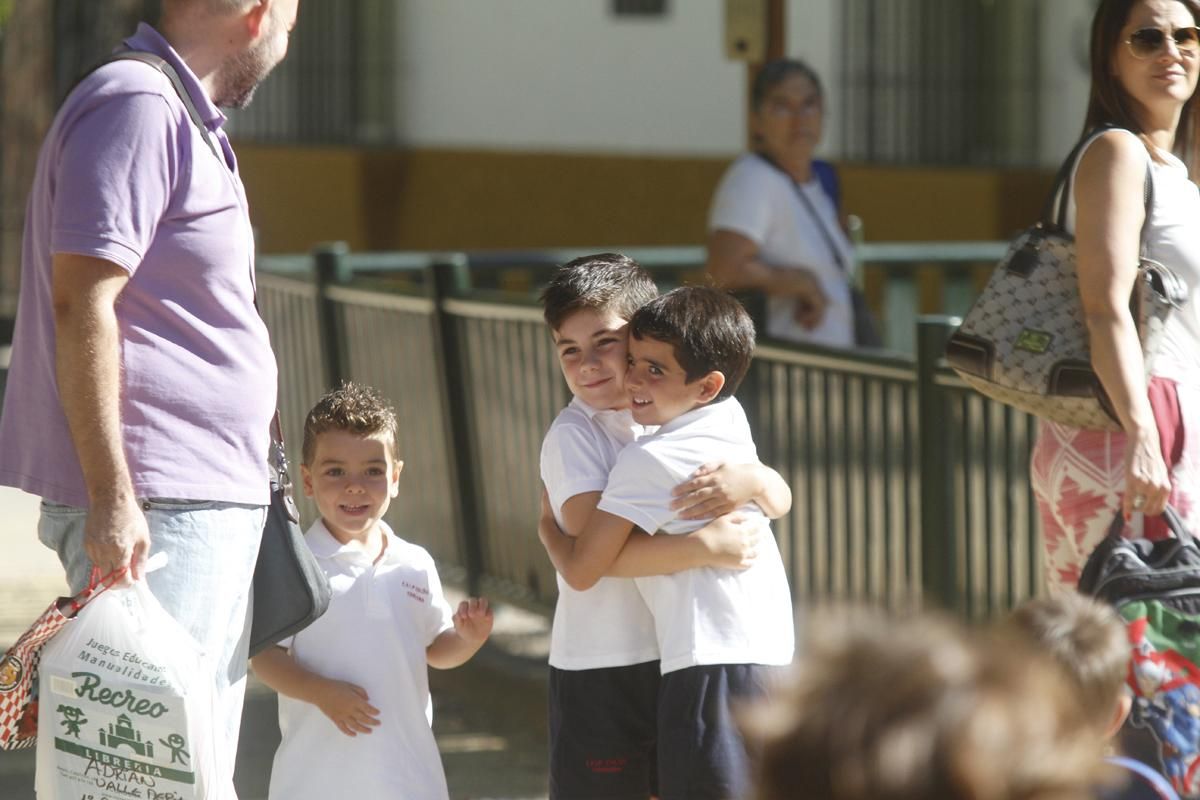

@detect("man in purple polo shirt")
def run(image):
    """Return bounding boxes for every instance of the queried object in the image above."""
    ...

[0,0,299,790]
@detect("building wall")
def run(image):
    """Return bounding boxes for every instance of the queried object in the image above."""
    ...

[392,0,801,157]
[237,0,1091,254]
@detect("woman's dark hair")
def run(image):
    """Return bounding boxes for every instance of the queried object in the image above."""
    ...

[1085,0,1200,167]
[751,58,823,111]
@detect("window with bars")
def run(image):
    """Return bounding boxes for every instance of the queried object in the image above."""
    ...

[839,0,1041,167]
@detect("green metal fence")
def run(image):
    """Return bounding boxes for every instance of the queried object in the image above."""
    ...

[256,244,1043,617]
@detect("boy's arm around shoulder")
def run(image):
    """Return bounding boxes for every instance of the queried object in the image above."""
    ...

[250,645,381,737]
[671,461,792,520]
[542,489,761,578]
[427,597,494,669]
[548,443,693,589]
[538,498,639,591]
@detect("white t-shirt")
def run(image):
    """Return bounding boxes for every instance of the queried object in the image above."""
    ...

[708,153,856,348]
[269,519,455,800]
[539,397,661,670]
[1064,129,1200,387]
[597,398,795,674]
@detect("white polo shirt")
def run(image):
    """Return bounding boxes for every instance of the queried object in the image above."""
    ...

[269,519,455,800]
[709,153,855,348]
[597,398,795,674]
[540,397,661,670]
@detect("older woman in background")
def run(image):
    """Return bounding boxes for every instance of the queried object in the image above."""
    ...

[706,58,875,349]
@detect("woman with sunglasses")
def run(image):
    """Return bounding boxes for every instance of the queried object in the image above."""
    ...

[1033,0,1200,594]
[705,59,876,350]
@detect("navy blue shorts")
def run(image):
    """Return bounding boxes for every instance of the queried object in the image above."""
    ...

[656,663,779,800]
[548,661,660,800]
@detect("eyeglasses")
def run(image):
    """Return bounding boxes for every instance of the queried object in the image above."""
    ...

[1125,26,1200,59]
[763,98,822,119]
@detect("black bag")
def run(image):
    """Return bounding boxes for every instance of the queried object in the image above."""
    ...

[248,423,332,657]
[1078,508,1200,799]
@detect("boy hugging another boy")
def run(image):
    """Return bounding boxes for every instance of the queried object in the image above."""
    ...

[540,275,794,800]
[252,383,494,800]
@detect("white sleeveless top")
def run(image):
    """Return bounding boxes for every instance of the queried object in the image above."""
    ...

[1064,130,1200,385]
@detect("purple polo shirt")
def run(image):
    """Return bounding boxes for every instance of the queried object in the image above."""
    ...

[0,24,277,508]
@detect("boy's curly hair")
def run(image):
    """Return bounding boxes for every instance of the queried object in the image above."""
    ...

[301,381,399,465]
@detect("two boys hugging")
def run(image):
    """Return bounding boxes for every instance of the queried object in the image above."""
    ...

[537,253,795,800]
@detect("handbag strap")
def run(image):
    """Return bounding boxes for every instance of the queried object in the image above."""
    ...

[269,410,292,487]
[1105,505,1193,545]
[65,566,129,614]
[755,153,850,275]
[70,50,223,164]
[1046,125,1155,259]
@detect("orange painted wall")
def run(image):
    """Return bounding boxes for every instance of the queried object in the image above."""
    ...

[235,144,1054,255]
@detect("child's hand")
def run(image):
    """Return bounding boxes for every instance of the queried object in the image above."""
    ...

[453,597,495,646]
[313,678,381,737]
[671,462,761,520]
[695,512,762,570]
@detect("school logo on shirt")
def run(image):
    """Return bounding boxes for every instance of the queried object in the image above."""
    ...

[402,581,429,604]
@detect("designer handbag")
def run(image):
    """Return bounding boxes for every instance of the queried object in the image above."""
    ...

[248,416,332,657]
[945,127,1187,431]
[0,567,125,750]
[1079,508,1200,798]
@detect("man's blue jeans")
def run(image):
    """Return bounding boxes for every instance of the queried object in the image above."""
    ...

[39,498,265,786]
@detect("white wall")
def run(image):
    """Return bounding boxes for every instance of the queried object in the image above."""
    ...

[390,0,1088,165]
[393,0,840,157]
[787,0,840,158]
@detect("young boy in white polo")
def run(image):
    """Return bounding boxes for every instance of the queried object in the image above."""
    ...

[538,255,791,800]
[541,286,794,800]
[252,382,493,800]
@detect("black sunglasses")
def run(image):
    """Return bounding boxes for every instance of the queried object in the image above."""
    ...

[1126,26,1200,59]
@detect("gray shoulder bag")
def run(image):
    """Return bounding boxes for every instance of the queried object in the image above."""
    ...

[945,126,1187,431]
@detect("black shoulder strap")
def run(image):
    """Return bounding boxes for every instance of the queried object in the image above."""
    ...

[1047,125,1155,257]
[70,50,222,164]
[754,152,850,275]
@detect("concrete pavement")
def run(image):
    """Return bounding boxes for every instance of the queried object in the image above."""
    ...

[0,487,67,648]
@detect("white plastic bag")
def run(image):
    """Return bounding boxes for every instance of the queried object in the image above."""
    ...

[34,562,224,800]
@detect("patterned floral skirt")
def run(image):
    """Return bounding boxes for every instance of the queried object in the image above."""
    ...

[1031,378,1199,593]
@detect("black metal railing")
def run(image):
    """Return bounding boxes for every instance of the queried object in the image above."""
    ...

[256,244,1043,617]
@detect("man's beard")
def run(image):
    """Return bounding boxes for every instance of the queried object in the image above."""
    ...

[214,28,282,109]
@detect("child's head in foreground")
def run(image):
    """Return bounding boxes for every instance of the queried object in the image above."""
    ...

[301,381,403,545]
[539,252,658,412]
[745,609,1104,800]
[1006,592,1132,739]
[625,286,755,426]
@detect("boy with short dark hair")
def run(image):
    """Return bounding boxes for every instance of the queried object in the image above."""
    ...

[1008,593,1180,800]
[537,256,790,800]
[252,382,493,800]
[540,285,794,800]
